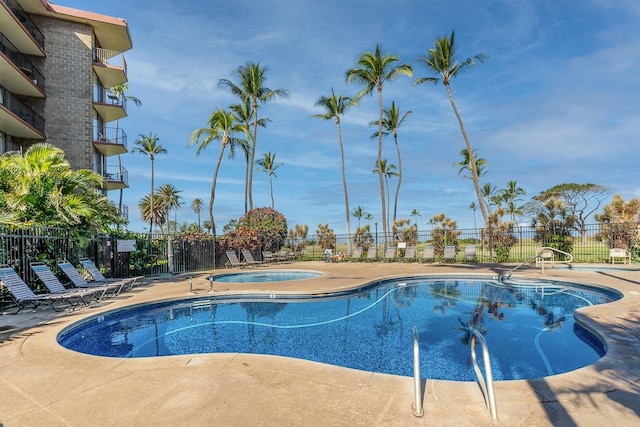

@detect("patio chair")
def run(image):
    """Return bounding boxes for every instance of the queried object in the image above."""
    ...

[403,246,417,262]
[350,247,363,261]
[57,261,129,296]
[277,250,294,263]
[464,246,477,263]
[78,258,141,287]
[443,246,457,262]
[365,246,378,261]
[383,247,396,262]
[0,265,93,313]
[609,248,631,264]
[225,251,247,268]
[422,246,435,263]
[241,250,265,266]
[30,262,106,303]
[262,251,278,264]
[535,248,554,267]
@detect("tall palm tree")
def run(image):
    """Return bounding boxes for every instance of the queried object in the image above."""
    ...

[191,198,204,230]
[370,101,412,224]
[189,108,246,238]
[218,62,288,211]
[255,151,283,209]
[415,30,488,224]
[229,99,270,213]
[500,180,526,223]
[410,209,421,230]
[346,45,413,249]
[108,83,142,217]
[132,133,167,236]
[312,88,355,253]
[157,183,182,235]
[372,159,398,235]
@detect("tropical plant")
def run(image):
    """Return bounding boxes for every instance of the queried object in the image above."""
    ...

[189,108,246,238]
[221,207,288,252]
[499,180,526,224]
[531,198,575,256]
[353,225,374,250]
[370,101,412,224]
[0,143,113,234]
[316,223,336,250]
[410,209,421,230]
[219,62,288,211]
[255,151,283,209]
[313,88,355,254]
[392,218,418,246]
[131,133,167,235]
[595,194,640,250]
[454,148,488,179]
[352,205,367,229]
[416,30,488,224]
[429,213,461,257]
[138,193,165,232]
[156,183,182,235]
[346,44,413,250]
[191,198,204,230]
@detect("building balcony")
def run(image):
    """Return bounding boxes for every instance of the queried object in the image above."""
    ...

[0,0,45,56]
[96,164,129,191]
[93,85,127,123]
[109,201,129,221]
[0,85,45,139]
[93,126,127,157]
[93,47,127,88]
[0,33,45,97]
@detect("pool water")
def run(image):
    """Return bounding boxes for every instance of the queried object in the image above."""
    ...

[58,276,619,381]
[212,270,322,283]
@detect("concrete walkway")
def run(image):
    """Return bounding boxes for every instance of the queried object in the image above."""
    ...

[1,261,639,426]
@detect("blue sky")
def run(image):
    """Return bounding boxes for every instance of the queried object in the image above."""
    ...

[61,0,639,233]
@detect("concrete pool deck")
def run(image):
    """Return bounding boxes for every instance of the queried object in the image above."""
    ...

[1,261,639,426]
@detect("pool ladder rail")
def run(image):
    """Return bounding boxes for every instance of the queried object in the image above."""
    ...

[500,246,574,280]
[412,326,498,421]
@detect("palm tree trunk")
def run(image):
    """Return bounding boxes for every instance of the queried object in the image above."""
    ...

[337,122,352,254]
[445,84,489,225]
[209,147,226,239]
[393,136,402,224]
[149,158,155,243]
[269,175,274,208]
[249,99,259,211]
[376,86,387,250]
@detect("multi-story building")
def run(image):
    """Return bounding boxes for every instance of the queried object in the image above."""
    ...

[0,0,132,220]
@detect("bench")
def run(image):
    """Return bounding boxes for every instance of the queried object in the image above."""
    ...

[610,248,631,264]
[535,248,554,267]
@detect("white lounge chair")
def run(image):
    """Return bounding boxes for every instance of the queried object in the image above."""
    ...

[610,248,631,264]
[443,245,456,262]
[422,246,435,263]
[403,246,417,262]
[464,246,477,262]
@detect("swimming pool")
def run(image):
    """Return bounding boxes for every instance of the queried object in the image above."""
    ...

[58,275,620,381]
[212,270,322,283]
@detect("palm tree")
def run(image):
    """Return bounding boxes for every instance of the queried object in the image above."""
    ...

[138,193,165,231]
[218,62,288,211]
[371,101,412,224]
[108,83,142,217]
[416,30,488,224]
[157,183,182,235]
[191,198,204,230]
[132,133,167,236]
[372,159,398,236]
[313,88,355,253]
[346,45,412,249]
[410,209,421,230]
[189,108,246,238]
[469,201,478,229]
[500,180,526,224]
[255,151,283,209]
[454,148,488,179]
[352,205,367,229]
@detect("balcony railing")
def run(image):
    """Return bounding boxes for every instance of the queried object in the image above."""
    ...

[100,165,128,186]
[94,126,127,150]
[0,33,45,91]
[93,48,127,74]
[0,85,45,133]
[93,85,127,109]
[109,201,129,221]
[4,0,45,50]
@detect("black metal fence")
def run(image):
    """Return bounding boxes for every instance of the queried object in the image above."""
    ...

[1,222,638,297]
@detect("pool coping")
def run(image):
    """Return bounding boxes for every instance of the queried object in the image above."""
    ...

[1,262,640,426]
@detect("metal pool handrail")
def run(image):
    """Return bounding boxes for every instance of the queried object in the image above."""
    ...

[412,326,424,417]
[470,328,498,421]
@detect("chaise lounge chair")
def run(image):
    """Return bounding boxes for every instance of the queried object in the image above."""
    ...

[241,250,266,266]
[225,251,247,268]
[365,246,378,261]
[78,258,141,287]
[464,246,477,263]
[422,246,435,263]
[350,247,363,261]
[383,247,396,262]
[30,262,106,304]
[57,261,130,296]
[403,246,417,262]
[0,265,94,313]
[443,245,457,262]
